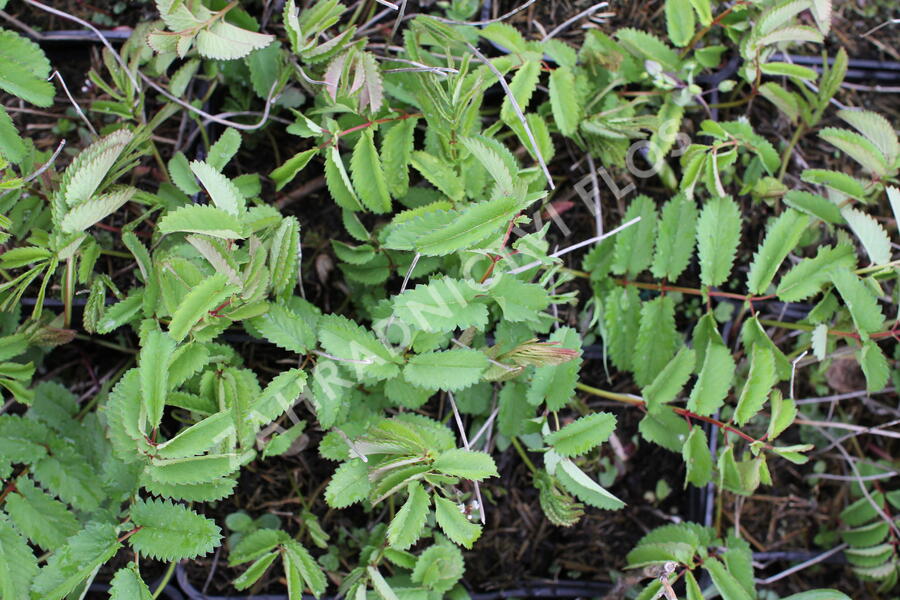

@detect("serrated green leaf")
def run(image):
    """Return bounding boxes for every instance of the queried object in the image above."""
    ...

[140,329,176,431]
[801,169,867,200]
[829,267,884,335]
[325,145,364,211]
[234,551,279,590]
[687,341,735,416]
[819,127,889,176]
[147,454,238,485]
[705,557,753,600]
[612,195,658,277]
[839,109,898,166]
[190,160,245,215]
[414,196,520,256]
[556,458,625,510]
[549,66,581,137]
[747,209,808,294]
[634,295,679,387]
[250,303,316,354]
[841,207,892,266]
[196,21,274,60]
[158,204,246,239]
[0,30,54,106]
[109,563,153,600]
[129,498,221,560]
[4,478,79,550]
[603,286,642,372]
[207,128,242,171]
[734,345,776,425]
[433,494,482,548]
[760,61,818,79]
[271,148,317,191]
[616,28,681,71]
[62,129,132,206]
[857,339,889,392]
[526,326,582,410]
[410,150,464,202]
[168,151,201,195]
[776,244,856,301]
[433,448,498,480]
[60,185,136,233]
[318,314,399,381]
[410,544,465,594]
[325,459,370,508]
[697,196,741,287]
[767,389,796,440]
[30,522,120,600]
[155,411,232,459]
[643,347,695,413]
[284,539,327,598]
[666,0,696,46]
[168,273,236,341]
[351,130,391,213]
[627,541,697,566]
[387,482,430,550]
[502,60,541,123]
[403,349,488,392]
[393,277,488,332]
[652,194,698,280]
[367,567,399,600]
[683,425,712,487]
[381,117,417,199]
[0,105,25,164]
[545,412,616,457]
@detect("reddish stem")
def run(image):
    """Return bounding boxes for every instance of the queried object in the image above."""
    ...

[318,112,423,151]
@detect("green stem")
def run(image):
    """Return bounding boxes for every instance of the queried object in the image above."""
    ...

[778,124,805,181]
[73,334,138,354]
[509,436,538,474]
[574,382,644,406]
[151,561,176,600]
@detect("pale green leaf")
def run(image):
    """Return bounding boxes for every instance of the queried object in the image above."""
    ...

[190,160,245,215]
[60,186,136,233]
[840,207,892,266]
[196,21,274,60]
